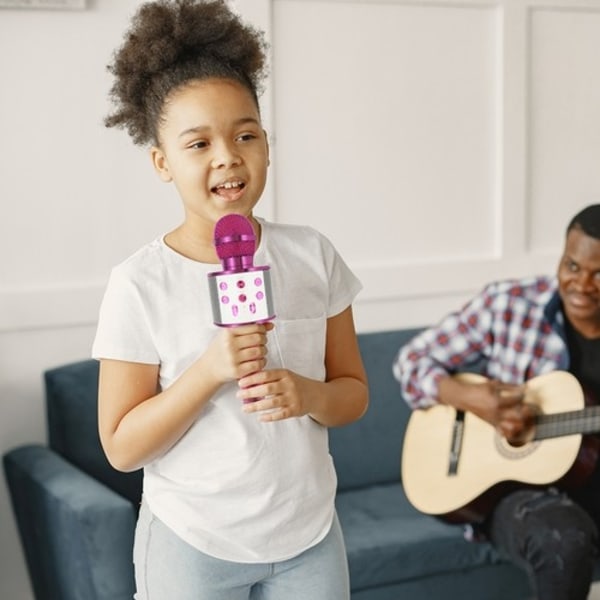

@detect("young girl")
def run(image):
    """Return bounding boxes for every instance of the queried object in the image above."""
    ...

[92,1,368,598]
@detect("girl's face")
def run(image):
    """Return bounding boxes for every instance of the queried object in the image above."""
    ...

[151,78,269,233]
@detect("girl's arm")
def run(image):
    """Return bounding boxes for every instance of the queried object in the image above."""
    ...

[238,306,369,426]
[98,323,272,472]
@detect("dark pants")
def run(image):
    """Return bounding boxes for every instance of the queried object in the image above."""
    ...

[487,487,598,600]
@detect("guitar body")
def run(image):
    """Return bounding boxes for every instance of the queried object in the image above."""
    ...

[401,371,598,524]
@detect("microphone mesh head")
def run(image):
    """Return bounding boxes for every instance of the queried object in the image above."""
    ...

[213,214,256,260]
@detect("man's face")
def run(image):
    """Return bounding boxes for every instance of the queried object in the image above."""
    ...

[557,227,600,336]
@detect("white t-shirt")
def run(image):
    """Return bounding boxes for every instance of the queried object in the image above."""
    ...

[92,218,362,563]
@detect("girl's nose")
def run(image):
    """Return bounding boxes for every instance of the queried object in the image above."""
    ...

[211,141,241,169]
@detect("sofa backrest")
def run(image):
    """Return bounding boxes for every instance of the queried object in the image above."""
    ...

[45,360,143,505]
[328,328,424,491]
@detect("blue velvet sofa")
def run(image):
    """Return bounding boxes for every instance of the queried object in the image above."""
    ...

[3,327,534,600]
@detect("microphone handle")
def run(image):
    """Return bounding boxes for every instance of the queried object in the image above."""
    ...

[208,266,276,404]
[207,266,275,327]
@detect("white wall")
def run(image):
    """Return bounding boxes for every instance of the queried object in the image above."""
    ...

[1,0,600,598]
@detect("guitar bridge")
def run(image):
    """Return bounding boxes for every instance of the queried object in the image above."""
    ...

[448,410,465,476]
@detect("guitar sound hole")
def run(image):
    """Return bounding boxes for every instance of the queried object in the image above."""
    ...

[494,433,540,459]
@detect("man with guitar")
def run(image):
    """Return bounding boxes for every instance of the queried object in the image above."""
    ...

[394,204,600,600]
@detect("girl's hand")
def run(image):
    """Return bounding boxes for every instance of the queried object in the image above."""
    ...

[237,369,316,422]
[237,307,368,426]
[205,322,274,384]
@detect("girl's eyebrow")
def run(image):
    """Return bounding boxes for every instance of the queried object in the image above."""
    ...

[178,117,260,139]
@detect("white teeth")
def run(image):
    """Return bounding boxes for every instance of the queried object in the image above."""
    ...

[220,181,241,189]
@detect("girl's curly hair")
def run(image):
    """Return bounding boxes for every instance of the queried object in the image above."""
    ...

[104,0,268,146]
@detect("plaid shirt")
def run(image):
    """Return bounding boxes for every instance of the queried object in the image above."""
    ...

[394,275,569,410]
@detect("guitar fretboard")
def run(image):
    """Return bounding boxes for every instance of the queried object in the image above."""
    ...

[535,406,600,440]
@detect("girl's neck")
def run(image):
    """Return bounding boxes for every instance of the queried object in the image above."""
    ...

[164,216,262,264]
[164,225,218,263]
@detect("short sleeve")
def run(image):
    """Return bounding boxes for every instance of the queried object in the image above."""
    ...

[319,232,362,318]
[92,266,160,364]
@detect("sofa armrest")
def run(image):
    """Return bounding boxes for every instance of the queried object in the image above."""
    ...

[3,444,137,600]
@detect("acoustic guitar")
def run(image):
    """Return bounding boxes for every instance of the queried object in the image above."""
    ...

[401,371,600,524]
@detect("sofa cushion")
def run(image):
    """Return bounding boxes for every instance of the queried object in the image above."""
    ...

[329,328,423,491]
[45,359,142,505]
[336,482,523,592]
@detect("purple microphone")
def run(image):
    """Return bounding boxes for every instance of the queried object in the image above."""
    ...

[208,214,275,327]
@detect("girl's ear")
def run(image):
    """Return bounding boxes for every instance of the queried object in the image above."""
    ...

[150,146,173,182]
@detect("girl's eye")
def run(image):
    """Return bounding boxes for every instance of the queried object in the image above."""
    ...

[190,140,208,149]
[237,133,256,142]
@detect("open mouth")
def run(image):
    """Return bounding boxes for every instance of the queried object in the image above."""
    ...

[211,180,246,199]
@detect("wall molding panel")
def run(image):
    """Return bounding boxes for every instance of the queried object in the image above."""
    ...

[259,0,598,329]
[3,0,600,335]
[0,283,104,333]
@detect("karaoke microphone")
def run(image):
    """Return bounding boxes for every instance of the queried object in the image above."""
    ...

[208,214,275,327]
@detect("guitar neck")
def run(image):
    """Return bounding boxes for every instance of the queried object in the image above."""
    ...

[535,406,600,440]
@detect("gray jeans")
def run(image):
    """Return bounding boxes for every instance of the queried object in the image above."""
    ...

[488,488,598,600]
[133,500,350,600]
